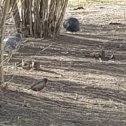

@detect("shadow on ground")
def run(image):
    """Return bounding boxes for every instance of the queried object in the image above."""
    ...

[2,6,126,126]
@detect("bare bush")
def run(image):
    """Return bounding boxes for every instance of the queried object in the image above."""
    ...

[10,0,68,38]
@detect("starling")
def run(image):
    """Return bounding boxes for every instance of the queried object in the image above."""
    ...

[63,17,80,33]
[29,78,48,91]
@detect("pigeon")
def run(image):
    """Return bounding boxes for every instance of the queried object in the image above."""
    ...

[63,17,80,33]
[3,33,22,63]
[29,78,48,91]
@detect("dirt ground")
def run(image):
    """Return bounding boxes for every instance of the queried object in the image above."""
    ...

[0,3,126,126]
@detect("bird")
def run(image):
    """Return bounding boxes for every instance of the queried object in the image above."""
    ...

[29,78,48,91]
[63,17,80,33]
[3,33,22,63]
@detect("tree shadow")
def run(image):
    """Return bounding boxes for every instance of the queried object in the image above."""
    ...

[4,74,126,105]
[0,88,125,126]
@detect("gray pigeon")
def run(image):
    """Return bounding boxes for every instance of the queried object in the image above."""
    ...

[3,33,22,63]
[29,78,48,91]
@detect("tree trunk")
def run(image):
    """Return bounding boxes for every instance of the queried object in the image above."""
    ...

[0,0,10,84]
[10,0,21,32]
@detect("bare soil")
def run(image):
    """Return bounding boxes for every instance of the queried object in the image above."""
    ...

[0,3,126,126]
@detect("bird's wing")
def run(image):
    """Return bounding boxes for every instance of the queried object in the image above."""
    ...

[29,81,43,89]
[4,36,21,43]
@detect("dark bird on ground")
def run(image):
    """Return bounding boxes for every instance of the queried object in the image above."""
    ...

[3,33,22,63]
[63,17,80,33]
[73,6,84,10]
[33,61,41,70]
[29,78,48,91]
[100,50,115,61]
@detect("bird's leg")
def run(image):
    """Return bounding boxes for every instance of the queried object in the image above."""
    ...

[3,56,9,65]
[6,50,13,63]
[3,50,12,64]
[15,44,22,57]
[16,43,21,51]
[36,91,42,96]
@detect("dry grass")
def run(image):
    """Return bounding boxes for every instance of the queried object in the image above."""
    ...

[0,2,126,126]
[68,0,126,7]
